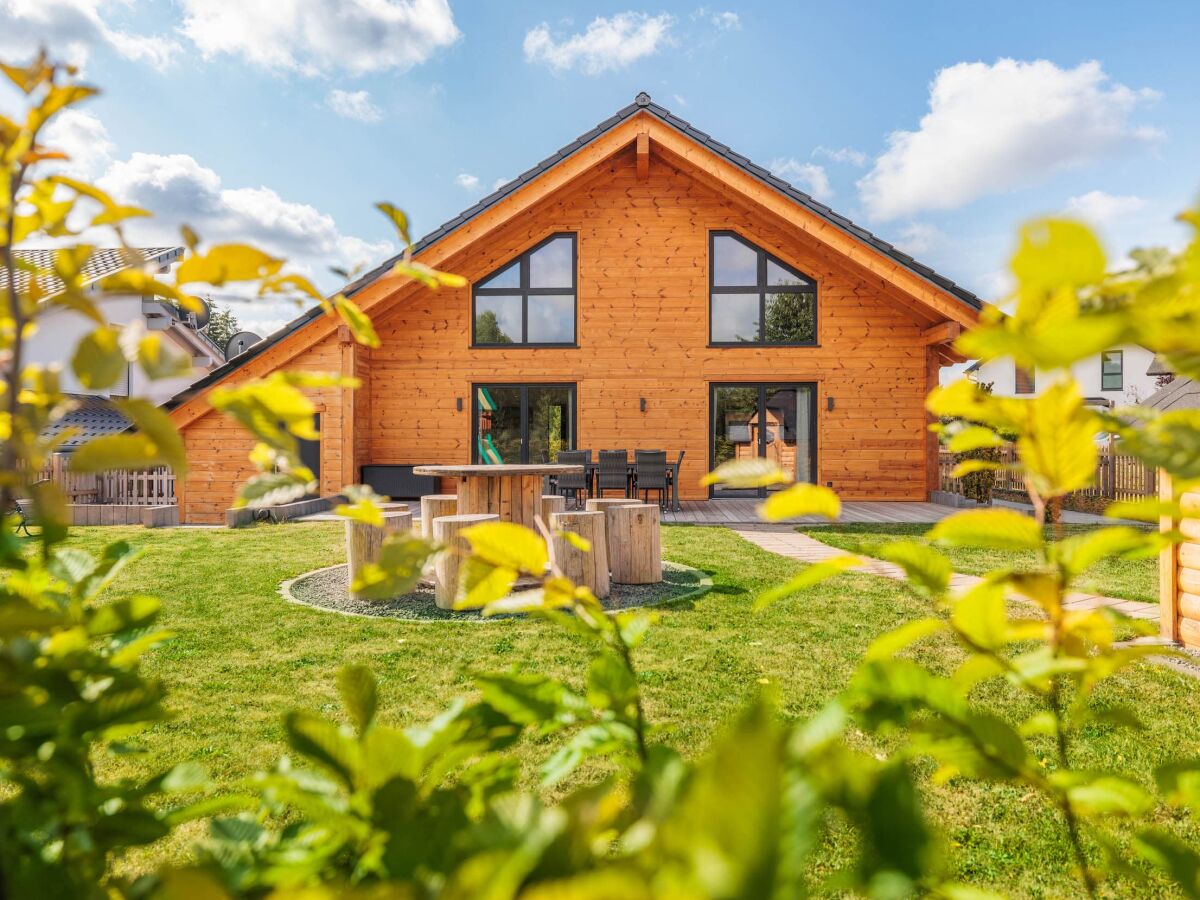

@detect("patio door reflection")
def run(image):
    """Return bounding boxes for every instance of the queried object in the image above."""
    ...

[474,383,575,464]
[710,383,816,497]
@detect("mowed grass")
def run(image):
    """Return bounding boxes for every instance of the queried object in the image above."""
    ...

[800,522,1159,605]
[55,522,1198,895]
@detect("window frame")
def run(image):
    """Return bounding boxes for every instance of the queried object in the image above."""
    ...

[472,233,578,348]
[708,230,819,347]
[470,382,578,464]
[1101,350,1124,392]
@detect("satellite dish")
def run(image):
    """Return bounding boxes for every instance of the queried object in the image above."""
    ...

[191,297,211,330]
[225,331,262,358]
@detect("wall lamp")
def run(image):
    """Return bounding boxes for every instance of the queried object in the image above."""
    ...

[456,397,463,412]
[640,397,647,413]
[826,396,835,412]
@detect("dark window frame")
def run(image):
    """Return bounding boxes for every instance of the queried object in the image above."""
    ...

[707,381,819,499]
[1101,350,1123,392]
[708,230,819,347]
[470,382,578,464]
[472,233,578,348]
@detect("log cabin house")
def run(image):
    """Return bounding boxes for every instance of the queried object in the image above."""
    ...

[167,93,981,525]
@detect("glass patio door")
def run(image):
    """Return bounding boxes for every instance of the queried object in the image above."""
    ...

[473,384,575,464]
[710,383,815,497]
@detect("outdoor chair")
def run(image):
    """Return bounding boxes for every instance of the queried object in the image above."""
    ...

[596,450,631,498]
[634,450,669,509]
[556,450,590,509]
[9,479,48,537]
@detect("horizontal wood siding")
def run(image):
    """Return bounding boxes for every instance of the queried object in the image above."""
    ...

[367,147,930,503]
[180,333,348,523]
[177,142,951,522]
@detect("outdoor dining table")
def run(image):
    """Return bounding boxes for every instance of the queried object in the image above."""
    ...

[583,460,683,512]
[413,463,584,530]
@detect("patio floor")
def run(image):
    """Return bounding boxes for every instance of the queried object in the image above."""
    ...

[663,499,953,525]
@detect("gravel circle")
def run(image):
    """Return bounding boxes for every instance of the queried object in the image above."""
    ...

[283,562,712,622]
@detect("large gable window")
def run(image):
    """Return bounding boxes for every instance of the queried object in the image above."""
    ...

[709,231,817,346]
[473,234,577,346]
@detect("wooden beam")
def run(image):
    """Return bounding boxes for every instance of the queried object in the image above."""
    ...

[925,347,941,499]
[339,327,357,490]
[921,321,962,346]
[636,132,650,180]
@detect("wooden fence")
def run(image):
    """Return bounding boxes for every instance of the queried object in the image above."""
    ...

[38,454,176,506]
[938,443,1158,503]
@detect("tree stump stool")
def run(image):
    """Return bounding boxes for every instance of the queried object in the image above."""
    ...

[549,510,610,599]
[541,494,566,526]
[420,494,458,539]
[432,513,499,610]
[345,510,412,598]
[608,503,662,584]
[584,498,642,572]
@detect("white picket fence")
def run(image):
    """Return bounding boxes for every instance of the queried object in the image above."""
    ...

[38,454,175,506]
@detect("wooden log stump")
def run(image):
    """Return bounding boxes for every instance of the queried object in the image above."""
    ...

[433,513,499,610]
[420,494,458,539]
[584,498,642,571]
[550,510,610,599]
[345,511,413,598]
[608,503,662,585]
[541,494,566,526]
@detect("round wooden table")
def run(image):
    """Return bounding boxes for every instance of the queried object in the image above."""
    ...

[413,464,583,531]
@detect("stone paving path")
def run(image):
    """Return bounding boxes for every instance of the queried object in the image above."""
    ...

[732,525,1159,622]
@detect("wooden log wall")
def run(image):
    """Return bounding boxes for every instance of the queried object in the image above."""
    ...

[176,138,965,522]
[1163,473,1200,647]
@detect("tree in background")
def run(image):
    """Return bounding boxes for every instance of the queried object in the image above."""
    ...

[202,302,240,351]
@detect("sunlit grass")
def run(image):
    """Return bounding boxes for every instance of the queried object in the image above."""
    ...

[61,522,1194,895]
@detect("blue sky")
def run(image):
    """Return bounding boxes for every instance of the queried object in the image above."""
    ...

[3,0,1198,334]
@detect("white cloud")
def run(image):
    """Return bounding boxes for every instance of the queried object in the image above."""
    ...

[41,108,114,178]
[672,93,687,107]
[326,88,382,123]
[812,145,868,167]
[454,172,480,191]
[709,10,740,29]
[858,59,1161,221]
[491,176,510,192]
[768,158,833,201]
[0,0,179,70]
[179,0,461,75]
[1064,190,1146,225]
[33,113,393,333]
[893,222,945,256]
[523,12,674,74]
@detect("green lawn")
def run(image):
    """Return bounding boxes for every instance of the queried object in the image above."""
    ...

[799,522,1159,605]
[58,522,1196,895]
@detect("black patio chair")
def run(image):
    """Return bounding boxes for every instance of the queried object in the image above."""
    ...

[596,450,630,498]
[666,450,685,507]
[556,450,590,509]
[634,450,668,509]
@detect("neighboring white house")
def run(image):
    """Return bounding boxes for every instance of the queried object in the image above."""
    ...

[4,247,224,448]
[965,343,1159,407]
[11,247,224,406]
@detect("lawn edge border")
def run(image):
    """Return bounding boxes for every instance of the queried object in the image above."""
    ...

[279,563,714,623]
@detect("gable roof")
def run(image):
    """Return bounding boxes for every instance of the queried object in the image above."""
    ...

[168,93,982,411]
[43,395,131,450]
[4,247,182,298]
[1143,375,1200,412]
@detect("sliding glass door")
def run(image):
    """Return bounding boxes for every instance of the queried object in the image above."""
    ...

[710,383,816,497]
[473,384,575,464]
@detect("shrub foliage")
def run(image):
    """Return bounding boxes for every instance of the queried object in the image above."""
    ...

[3,54,1200,898]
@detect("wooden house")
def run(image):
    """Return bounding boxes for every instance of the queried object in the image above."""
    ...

[167,94,981,524]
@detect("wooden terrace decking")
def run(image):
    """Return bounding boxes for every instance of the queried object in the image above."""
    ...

[662,499,953,525]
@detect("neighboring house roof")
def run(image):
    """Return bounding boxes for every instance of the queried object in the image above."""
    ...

[4,246,182,297]
[1143,376,1200,412]
[42,396,131,450]
[1147,354,1174,376]
[168,93,983,412]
